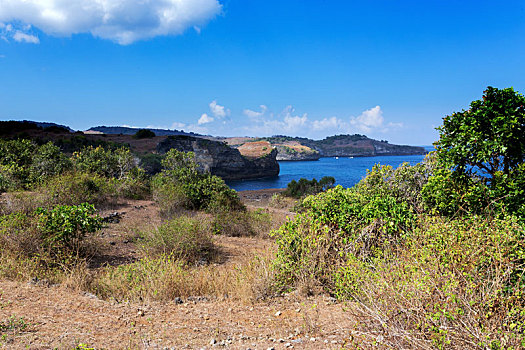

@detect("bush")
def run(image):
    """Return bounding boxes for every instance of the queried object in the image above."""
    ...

[36,203,102,252]
[272,182,416,294]
[29,142,72,184]
[212,209,272,237]
[342,215,525,348]
[72,146,136,179]
[0,212,41,258]
[139,216,215,263]
[282,176,335,198]
[152,149,244,213]
[133,129,156,139]
[38,172,117,208]
[0,139,37,190]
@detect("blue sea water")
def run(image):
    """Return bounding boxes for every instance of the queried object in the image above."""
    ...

[227,147,434,191]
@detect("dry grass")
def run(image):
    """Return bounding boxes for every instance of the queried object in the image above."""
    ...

[237,141,273,159]
[340,216,525,349]
[90,247,276,304]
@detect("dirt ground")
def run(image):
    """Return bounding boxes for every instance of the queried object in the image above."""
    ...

[0,190,364,350]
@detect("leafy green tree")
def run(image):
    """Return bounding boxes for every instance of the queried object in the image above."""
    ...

[436,86,525,179]
[152,149,243,212]
[134,129,156,139]
[30,142,72,183]
[428,86,525,216]
[72,146,135,179]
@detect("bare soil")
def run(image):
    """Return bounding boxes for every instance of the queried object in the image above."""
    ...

[0,190,362,349]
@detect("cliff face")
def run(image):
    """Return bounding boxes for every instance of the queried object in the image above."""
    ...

[275,145,321,161]
[258,135,426,157]
[157,136,279,180]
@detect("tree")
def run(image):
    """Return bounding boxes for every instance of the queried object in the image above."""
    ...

[428,86,525,217]
[435,86,525,181]
[134,129,156,139]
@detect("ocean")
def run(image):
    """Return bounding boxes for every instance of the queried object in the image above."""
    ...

[227,147,434,191]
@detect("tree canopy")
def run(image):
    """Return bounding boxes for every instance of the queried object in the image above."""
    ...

[435,86,525,180]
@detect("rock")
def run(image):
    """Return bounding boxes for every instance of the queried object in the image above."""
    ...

[275,311,282,317]
[275,145,321,161]
[210,338,217,345]
[157,135,279,180]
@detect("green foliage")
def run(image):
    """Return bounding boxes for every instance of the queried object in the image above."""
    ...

[436,86,525,178]
[29,142,72,184]
[272,181,416,294]
[282,176,335,198]
[39,172,117,207]
[429,87,525,217]
[0,139,37,190]
[36,203,102,251]
[72,146,136,179]
[139,153,163,175]
[133,129,156,139]
[152,149,244,213]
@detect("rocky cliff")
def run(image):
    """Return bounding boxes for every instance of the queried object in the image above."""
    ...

[259,135,426,157]
[157,136,279,180]
[274,144,321,161]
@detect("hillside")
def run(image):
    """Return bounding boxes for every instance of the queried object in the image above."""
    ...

[222,134,425,159]
[87,125,201,137]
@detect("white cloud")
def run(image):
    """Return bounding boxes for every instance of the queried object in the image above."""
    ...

[312,116,346,131]
[235,104,404,139]
[0,0,222,44]
[209,100,229,118]
[349,105,384,133]
[12,30,39,43]
[243,105,268,119]
[171,122,187,130]
[198,113,214,125]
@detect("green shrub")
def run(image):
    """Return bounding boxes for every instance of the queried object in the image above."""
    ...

[133,129,156,139]
[38,172,117,208]
[116,167,150,200]
[282,176,335,198]
[29,142,72,184]
[0,139,37,190]
[36,203,102,252]
[152,149,244,213]
[138,216,215,263]
[272,183,415,294]
[72,146,135,179]
[340,215,525,348]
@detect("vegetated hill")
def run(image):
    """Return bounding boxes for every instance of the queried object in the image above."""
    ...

[259,134,426,157]
[88,125,202,137]
[0,120,73,135]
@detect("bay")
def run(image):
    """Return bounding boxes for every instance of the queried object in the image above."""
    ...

[227,148,433,191]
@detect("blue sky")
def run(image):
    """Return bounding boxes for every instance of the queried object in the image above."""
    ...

[0,0,524,145]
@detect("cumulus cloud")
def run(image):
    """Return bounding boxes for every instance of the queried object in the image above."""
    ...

[243,105,268,119]
[349,105,384,133]
[12,30,39,43]
[0,0,222,44]
[209,100,229,118]
[198,113,214,125]
[236,104,403,139]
